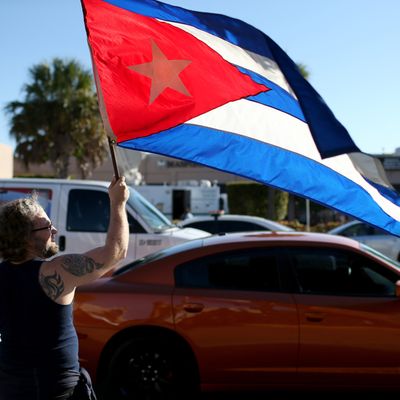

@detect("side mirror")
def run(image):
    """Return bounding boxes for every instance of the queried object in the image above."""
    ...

[396,281,400,297]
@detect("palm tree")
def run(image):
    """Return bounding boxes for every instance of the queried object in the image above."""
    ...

[4,58,107,178]
[297,63,310,80]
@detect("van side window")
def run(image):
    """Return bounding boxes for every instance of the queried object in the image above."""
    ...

[0,188,52,216]
[67,190,109,232]
[67,189,147,233]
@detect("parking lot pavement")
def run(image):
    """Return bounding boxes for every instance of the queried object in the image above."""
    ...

[202,392,292,400]
[201,391,393,400]
[204,393,314,400]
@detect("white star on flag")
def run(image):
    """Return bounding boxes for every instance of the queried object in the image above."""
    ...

[129,40,192,104]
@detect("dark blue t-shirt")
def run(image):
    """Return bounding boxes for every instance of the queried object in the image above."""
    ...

[0,260,79,372]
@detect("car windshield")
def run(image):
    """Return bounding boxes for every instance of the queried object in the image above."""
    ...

[264,220,294,232]
[113,239,202,276]
[128,187,174,232]
[361,243,400,269]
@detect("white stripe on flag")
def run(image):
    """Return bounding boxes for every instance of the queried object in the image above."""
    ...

[164,20,294,94]
[187,99,400,221]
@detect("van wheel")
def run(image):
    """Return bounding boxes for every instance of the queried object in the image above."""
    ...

[99,336,199,400]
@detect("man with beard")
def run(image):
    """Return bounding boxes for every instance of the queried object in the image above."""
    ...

[0,177,129,399]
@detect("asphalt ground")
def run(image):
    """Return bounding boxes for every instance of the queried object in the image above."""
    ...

[201,390,393,400]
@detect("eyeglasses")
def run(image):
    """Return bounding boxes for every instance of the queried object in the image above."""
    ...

[31,222,54,232]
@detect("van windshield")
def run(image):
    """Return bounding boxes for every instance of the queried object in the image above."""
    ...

[128,187,175,232]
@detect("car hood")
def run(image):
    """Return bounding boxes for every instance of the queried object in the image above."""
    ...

[164,227,210,239]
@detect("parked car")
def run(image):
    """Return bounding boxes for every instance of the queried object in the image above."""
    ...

[75,231,400,399]
[328,219,400,261]
[179,213,294,234]
[0,178,209,267]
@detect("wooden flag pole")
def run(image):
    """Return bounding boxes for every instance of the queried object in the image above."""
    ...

[108,137,120,179]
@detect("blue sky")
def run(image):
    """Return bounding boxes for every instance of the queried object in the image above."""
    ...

[1,0,399,155]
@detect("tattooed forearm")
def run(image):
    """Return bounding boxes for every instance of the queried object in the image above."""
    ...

[40,271,65,300]
[61,255,105,276]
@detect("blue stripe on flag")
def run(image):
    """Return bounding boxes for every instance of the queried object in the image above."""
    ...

[237,67,306,122]
[103,0,360,158]
[119,126,400,236]
[103,0,272,56]
[363,179,400,207]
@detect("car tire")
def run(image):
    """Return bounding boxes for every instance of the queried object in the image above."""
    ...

[98,335,199,400]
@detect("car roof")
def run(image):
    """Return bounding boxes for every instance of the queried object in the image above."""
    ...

[0,177,110,188]
[201,231,361,247]
[328,219,364,234]
[182,214,276,223]
[180,214,294,232]
[113,231,364,282]
[139,231,362,260]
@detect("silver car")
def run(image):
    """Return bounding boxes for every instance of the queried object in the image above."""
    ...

[328,220,400,261]
[179,214,294,234]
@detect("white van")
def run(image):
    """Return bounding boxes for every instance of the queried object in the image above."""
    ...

[0,178,209,267]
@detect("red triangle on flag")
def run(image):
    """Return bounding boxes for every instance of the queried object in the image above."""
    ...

[84,0,269,141]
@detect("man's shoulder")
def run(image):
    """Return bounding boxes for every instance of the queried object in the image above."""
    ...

[0,259,42,268]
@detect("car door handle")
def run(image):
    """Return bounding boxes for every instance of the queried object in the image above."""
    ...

[59,235,66,251]
[305,312,325,322]
[183,303,204,313]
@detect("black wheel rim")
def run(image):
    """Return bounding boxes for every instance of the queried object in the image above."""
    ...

[112,345,179,400]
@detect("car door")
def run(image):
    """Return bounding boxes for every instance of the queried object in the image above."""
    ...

[58,185,144,265]
[289,247,400,387]
[173,248,298,386]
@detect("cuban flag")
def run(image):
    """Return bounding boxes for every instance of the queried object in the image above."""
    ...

[81,0,400,236]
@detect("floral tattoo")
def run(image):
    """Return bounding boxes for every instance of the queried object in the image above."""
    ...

[39,271,65,300]
[61,255,105,276]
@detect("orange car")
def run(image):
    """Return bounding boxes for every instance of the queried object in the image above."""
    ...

[74,231,400,399]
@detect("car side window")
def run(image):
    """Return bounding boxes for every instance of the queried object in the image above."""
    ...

[341,223,372,237]
[219,220,266,232]
[184,220,217,233]
[175,249,280,292]
[372,226,389,236]
[291,248,396,297]
[345,256,396,296]
[184,220,266,234]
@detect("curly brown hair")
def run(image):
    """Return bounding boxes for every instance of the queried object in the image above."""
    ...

[0,194,43,262]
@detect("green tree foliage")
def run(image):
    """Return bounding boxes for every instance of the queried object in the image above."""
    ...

[4,58,107,178]
[297,63,310,79]
[274,189,289,220]
[227,182,289,221]
[227,182,269,216]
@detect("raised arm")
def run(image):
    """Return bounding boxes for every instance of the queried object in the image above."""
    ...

[39,177,129,304]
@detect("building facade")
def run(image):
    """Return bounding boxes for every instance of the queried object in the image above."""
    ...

[0,144,13,178]
[377,154,400,192]
[12,148,400,190]
[138,154,246,185]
